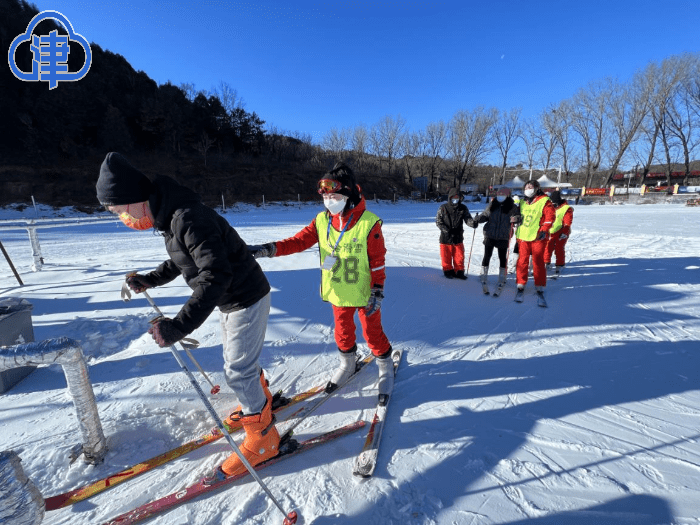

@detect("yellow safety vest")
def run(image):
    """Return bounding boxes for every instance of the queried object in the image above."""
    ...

[316,210,381,307]
[551,204,571,234]
[516,197,549,241]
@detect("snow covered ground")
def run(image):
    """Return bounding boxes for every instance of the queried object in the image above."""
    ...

[1,200,699,525]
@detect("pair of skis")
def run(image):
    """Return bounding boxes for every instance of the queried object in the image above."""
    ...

[482,280,507,297]
[53,351,401,524]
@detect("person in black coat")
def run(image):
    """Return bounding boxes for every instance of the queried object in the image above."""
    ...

[474,187,518,288]
[96,152,279,478]
[435,187,477,279]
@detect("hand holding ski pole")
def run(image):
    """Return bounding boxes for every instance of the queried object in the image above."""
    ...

[120,275,221,395]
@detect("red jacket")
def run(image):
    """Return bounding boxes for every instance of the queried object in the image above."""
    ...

[273,197,387,287]
[529,194,556,235]
[554,203,573,236]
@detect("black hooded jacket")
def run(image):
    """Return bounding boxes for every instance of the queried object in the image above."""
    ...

[142,175,270,334]
[435,188,475,244]
[477,196,518,242]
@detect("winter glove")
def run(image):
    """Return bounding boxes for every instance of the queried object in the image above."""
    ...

[510,215,522,225]
[248,243,277,259]
[148,317,187,348]
[126,273,156,294]
[364,286,384,316]
[536,230,548,241]
[559,234,568,240]
[470,216,479,228]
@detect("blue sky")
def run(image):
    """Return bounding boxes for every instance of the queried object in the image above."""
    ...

[27,0,700,143]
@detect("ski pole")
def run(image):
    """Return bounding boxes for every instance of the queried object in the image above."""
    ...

[120,276,221,395]
[141,290,221,395]
[505,223,514,274]
[153,324,298,525]
[465,227,476,275]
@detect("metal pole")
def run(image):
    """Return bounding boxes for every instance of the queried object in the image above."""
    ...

[465,228,477,276]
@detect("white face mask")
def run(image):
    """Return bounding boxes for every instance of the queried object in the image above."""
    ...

[496,195,506,202]
[323,194,348,215]
[451,199,460,205]
[524,188,535,198]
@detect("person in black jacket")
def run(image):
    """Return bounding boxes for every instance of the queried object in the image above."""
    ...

[474,187,517,288]
[95,152,279,478]
[436,187,477,279]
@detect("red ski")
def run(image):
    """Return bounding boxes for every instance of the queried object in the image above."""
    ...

[102,421,366,525]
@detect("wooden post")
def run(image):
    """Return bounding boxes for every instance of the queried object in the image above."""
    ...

[0,240,23,286]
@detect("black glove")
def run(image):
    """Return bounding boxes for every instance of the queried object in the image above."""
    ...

[536,231,548,241]
[365,286,384,316]
[148,317,186,348]
[510,215,522,225]
[470,215,479,228]
[248,243,277,259]
[126,273,156,294]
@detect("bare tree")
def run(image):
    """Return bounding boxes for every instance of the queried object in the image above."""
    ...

[369,115,406,176]
[179,82,197,102]
[351,124,369,176]
[637,56,688,187]
[424,120,446,193]
[321,127,350,161]
[569,80,609,187]
[664,58,699,185]
[533,107,560,173]
[399,130,423,185]
[603,73,653,187]
[493,107,522,184]
[194,131,216,166]
[446,107,497,187]
[549,101,575,183]
[519,118,541,175]
[212,81,244,114]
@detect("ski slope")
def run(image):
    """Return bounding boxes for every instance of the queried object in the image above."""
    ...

[1,200,699,525]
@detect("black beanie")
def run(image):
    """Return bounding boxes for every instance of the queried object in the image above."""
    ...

[96,152,153,206]
[324,162,361,205]
[549,191,563,205]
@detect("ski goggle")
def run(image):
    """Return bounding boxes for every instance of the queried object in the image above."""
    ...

[317,179,344,194]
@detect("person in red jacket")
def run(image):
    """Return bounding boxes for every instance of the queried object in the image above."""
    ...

[544,190,574,278]
[249,162,394,399]
[512,180,555,303]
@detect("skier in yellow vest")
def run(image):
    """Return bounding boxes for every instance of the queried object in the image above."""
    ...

[544,191,573,278]
[249,162,394,397]
[512,180,555,305]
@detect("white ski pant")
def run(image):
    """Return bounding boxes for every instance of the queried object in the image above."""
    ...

[220,292,270,414]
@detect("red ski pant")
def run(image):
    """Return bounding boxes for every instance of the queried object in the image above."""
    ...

[516,238,547,287]
[439,243,465,271]
[332,304,391,357]
[545,231,568,266]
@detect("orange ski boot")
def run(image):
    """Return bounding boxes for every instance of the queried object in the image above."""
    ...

[220,398,280,476]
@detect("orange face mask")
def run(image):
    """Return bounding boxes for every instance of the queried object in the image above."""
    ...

[118,203,153,230]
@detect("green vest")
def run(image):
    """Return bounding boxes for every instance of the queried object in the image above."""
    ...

[516,197,549,241]
[551,204,570,234]
[316,210,381,307]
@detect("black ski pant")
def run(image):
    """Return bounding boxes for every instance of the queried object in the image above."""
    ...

[481,238,509,268]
